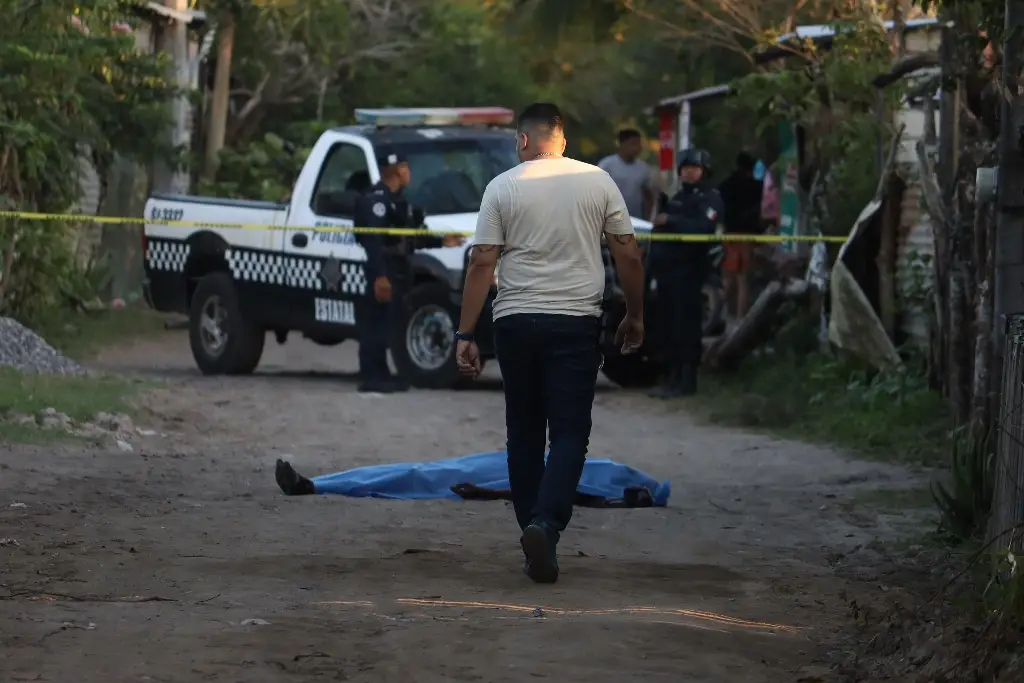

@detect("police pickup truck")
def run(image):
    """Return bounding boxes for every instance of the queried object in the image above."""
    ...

[143,106,669,389]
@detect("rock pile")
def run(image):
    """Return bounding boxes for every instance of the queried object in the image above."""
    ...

[2,408,160,450]
[0,317,85,375]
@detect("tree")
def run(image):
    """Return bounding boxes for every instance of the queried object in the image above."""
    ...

[205,0,426,152]
[0,0,177,319]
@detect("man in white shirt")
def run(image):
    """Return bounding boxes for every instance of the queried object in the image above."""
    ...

[454,103,646,584]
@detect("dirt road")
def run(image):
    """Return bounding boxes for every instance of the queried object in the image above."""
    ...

[0,331,930,682]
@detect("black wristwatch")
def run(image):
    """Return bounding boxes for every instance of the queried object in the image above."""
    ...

[454,330,475,343]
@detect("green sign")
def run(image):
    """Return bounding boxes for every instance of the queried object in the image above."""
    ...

[776,122,800,253]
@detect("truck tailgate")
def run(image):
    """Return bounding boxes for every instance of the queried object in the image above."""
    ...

[144,194,288,251]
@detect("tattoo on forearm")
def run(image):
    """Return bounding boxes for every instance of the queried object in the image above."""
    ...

[612,234,636,246]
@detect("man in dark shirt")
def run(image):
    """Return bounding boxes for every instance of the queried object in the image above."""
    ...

[717,152,763,321]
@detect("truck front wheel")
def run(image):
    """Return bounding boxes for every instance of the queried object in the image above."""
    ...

[600,352,665,389]
[391,281,471,389]
[188,272,265,375]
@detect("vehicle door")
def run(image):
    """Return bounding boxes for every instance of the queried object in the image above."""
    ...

[283,137,377,331]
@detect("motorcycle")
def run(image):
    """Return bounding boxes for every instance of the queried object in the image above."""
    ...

[598,241,727,388]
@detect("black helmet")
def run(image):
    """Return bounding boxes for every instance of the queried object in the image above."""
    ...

[677,148,712,177]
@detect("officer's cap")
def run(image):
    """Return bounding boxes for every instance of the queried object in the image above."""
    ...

[376,150,409,169]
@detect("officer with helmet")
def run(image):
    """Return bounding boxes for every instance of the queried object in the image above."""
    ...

[648,148,724,398]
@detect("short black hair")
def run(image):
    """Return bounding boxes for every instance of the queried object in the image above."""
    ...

[618,129,642,144]
[736,151,756,171]
[517,103,564,133]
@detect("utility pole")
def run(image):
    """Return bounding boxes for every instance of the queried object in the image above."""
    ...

[151,0,193,195]
[992,0,1024,372]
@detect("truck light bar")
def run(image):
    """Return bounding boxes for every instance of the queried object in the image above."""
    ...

[354,107,515,128]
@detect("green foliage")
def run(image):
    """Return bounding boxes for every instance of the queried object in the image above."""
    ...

[692,350,951,466]
[0,366,148,444]
[199,123,326,201]
[931,432,995,542]
[914,0,1004,44]
[31,305,169,361]
[334,1,544,114]
[900,249,936,315]
[0,0,179,322]
[727,10,898,234]
[983,549,1024,626]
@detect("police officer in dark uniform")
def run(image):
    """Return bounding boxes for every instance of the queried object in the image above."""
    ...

[352,151,416,394]
[647,148,724,398]
[353,151,463,393]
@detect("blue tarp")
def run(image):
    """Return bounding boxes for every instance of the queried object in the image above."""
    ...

[311,451,670,506]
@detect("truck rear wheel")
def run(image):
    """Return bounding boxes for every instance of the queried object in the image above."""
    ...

[600,353,665,389]
[391,281,470,389]
[188,272,265,375]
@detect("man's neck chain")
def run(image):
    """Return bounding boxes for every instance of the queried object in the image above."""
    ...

[533,152,561,159]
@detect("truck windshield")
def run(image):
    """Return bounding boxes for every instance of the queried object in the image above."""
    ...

[391,137,519,215]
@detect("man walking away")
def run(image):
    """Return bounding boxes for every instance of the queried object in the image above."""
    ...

[716,152,763,321]
[454,103,646,584]
[598,129,655,220]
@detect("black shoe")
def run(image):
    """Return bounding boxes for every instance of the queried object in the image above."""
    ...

[275,459,315,496]
[647,386,673,399]
[648,365,682,399]
[677,364,697,396]
[357,377,408,394]
[521,522,559,584]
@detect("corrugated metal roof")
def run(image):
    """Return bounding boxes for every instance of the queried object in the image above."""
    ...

[654,18,944,110]
[656,85,731,108]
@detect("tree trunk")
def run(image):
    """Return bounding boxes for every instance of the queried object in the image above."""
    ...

[202,11,235,182]
[151,1,193,195]
[316,76,329,122]
[971,202,994,437]
[948,263,970,425]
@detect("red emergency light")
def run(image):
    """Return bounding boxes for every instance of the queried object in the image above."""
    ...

[354,107,515,127]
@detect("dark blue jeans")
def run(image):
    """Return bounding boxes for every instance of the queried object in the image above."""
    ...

[493,313,602,533]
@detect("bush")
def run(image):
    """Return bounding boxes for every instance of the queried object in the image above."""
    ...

[696,349,950,465]
[0,0,178,322]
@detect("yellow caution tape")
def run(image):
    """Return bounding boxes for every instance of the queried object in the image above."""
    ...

[0,210,849,244]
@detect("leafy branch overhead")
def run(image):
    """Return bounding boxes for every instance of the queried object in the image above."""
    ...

[208,0,428,146]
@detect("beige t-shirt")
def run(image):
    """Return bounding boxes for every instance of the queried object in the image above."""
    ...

[474,156,635,320]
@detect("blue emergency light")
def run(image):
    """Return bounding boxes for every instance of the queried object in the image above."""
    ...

[354,107,515,128]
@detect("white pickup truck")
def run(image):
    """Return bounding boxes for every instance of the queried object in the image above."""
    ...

[143,106,657,388]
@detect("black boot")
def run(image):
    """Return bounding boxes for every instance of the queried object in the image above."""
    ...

[648,363,682,399]
[677,363,697,396]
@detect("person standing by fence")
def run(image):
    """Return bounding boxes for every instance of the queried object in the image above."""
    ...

[454,103,646,584]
